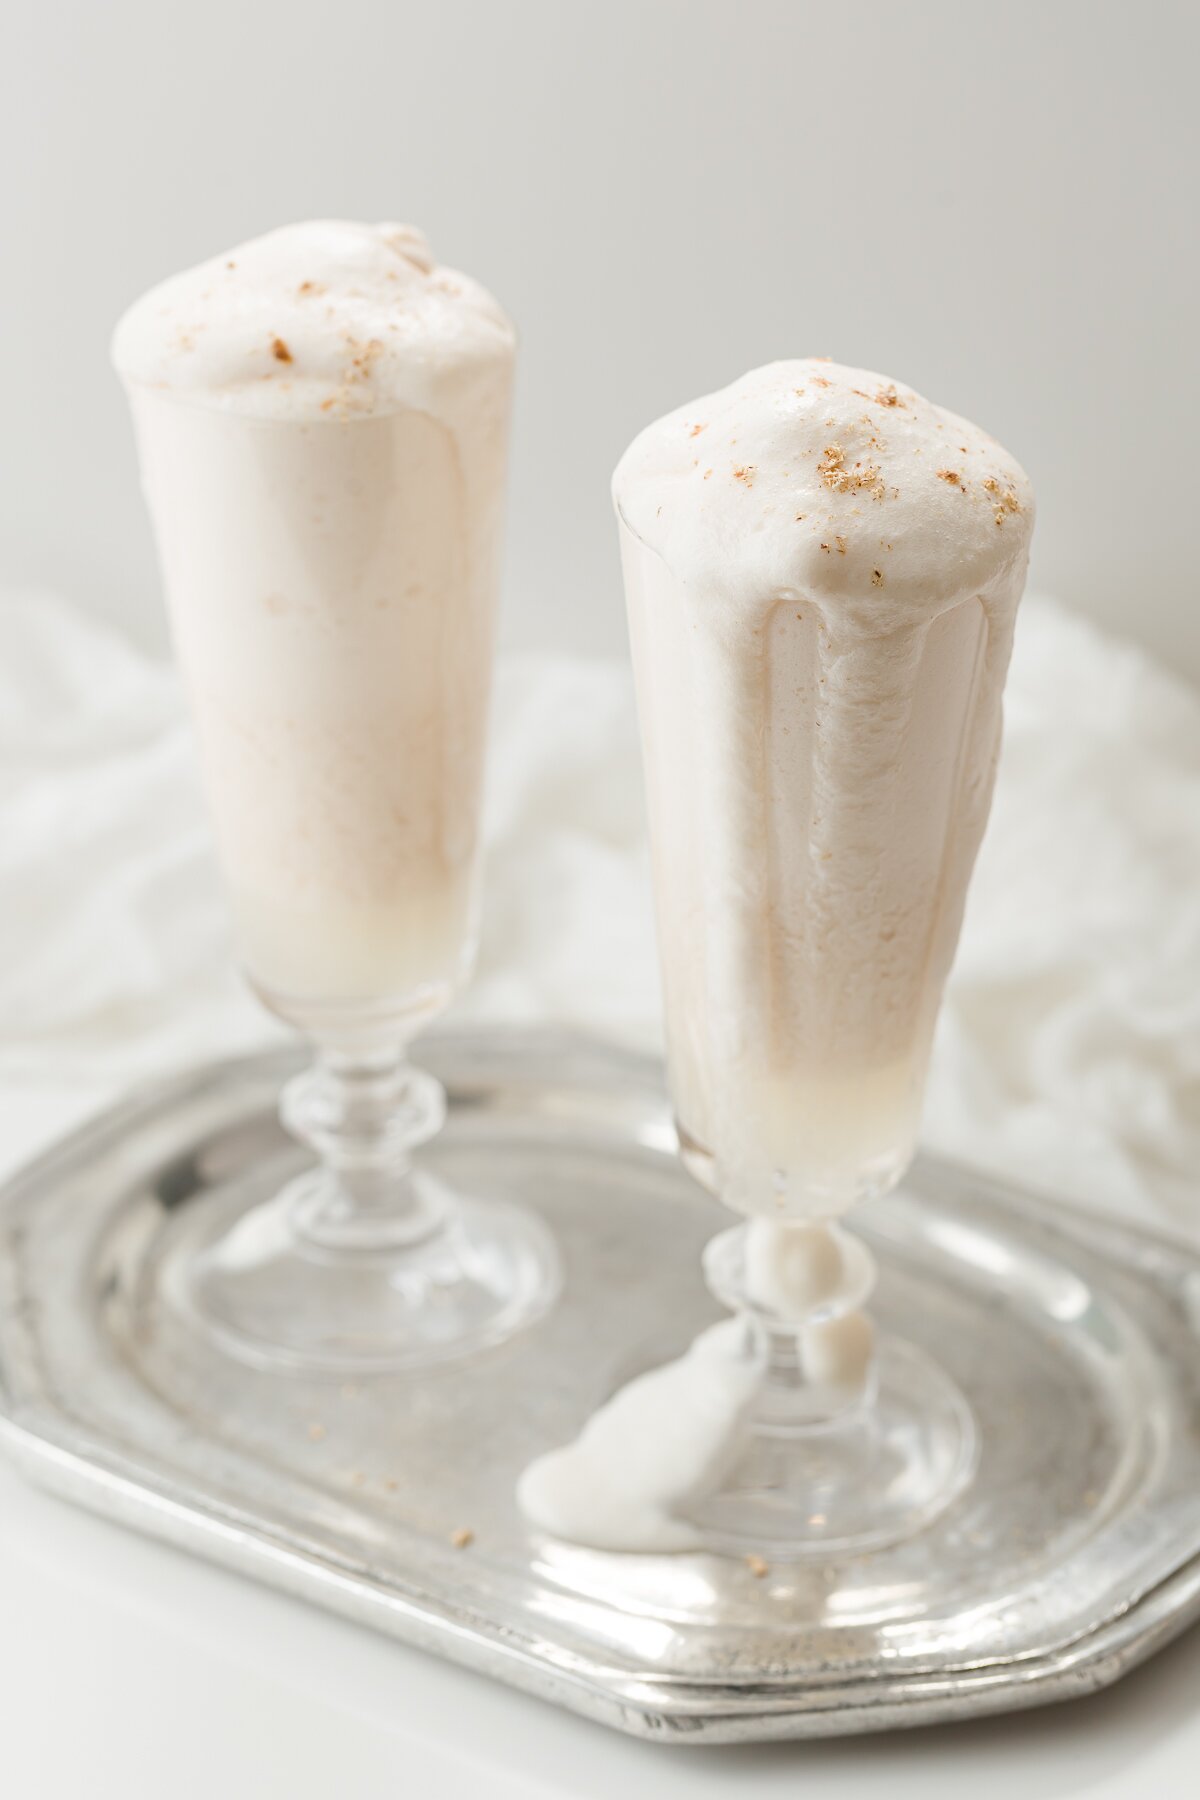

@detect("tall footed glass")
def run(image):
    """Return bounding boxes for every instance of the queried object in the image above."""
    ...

[612,360,1032,1554]
[114,230,557,1374]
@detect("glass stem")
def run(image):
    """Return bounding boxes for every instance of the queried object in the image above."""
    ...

[704,1216,879,1429]
[279,1042,449,1251]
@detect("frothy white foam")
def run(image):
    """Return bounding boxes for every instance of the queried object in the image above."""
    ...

[518,1320,765,1552]
[113,219,514,421]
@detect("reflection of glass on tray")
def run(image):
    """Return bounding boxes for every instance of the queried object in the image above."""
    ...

[112,221,557,1373]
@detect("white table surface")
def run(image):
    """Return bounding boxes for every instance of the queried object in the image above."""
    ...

[2,1080,1197,1800]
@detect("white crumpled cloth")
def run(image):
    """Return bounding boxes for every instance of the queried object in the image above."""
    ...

[1,589,1197,1239]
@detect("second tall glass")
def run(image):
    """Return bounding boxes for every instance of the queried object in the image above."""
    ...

[113,222,558,1372]
[616,358,1034,1552]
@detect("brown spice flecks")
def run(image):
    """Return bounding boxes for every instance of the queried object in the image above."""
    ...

[703,468,713,479]
[819,443,845,481]
[319,396,337,412]
[451,1527,475,1550]
[936,468,963,486]
[795,512,806,521]
[871,568,884,587]
[226,260,237,270]
[297,280,327,297]
[875,383,902,407]
[344,336,385,382]
[732,464,756,486]
[818,443,886,500]
[745,1554,769,1578]
[794,387,806,397]
[819,542,831,553]
[271,337,293,363]
[689,421,707,437]
[983,476,1023,524]
[835,535,847,555]
[811,374,832,388]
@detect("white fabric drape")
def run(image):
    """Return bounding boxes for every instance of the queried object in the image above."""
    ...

[1,591,1197,1238]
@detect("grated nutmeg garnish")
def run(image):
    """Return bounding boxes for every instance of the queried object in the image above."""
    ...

[984,476,1023,523]
[818,443,885,500]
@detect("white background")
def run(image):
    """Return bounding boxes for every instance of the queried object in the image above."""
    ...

[4,0,1198,671]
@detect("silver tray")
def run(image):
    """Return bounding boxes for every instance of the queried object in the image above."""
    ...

[1,1028,1198,1744]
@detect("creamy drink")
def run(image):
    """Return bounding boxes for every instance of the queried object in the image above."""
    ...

[113,221,515,1016]
[614,360,1034,1217]
[112,224,556,1375]
[521,361,1031,1552]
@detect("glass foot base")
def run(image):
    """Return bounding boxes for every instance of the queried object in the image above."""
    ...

[163,1171,560,1375]
[690,1338,978,1559]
